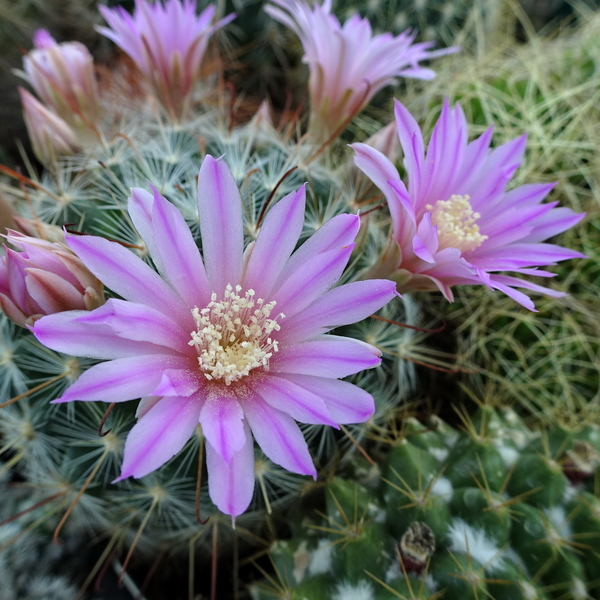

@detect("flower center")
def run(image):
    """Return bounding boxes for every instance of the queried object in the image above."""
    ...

[425,194,488,253]
[189,284,284,386]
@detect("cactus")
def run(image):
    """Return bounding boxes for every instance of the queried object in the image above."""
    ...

[250,405,600,599]
[0,0,592,595]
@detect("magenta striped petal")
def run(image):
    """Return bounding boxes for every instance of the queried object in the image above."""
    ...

[243,186,306,298]
[52,354,190,403]
[33,311,168,359]
[197,155,244,291]
[489,274,567,298]
[25,268,86,313]
[206,420,255,517]
[474,243,585,270]
[281,374,375,423]
[150,187,211,308]
[351,143,414,239]
[280,279,396,342]
[129,187,212,309]
[273,245,354,318]
[243,392,316,477]
[151,368,203,397]
[251,375,337,426]
[199,392,246,464]
[522,208,585,243]
[65,232,188,320]
[135,396,161,419]
[275,213,360,287]
[272,335,381,378]
[75,299,193,351]
[116,394,202,481]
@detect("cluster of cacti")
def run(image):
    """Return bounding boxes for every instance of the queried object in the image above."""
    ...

[251,405,600,599]
[0,0,595,596]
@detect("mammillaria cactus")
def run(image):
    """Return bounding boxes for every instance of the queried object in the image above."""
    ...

[251,406,600,599]
[0,0,590,596]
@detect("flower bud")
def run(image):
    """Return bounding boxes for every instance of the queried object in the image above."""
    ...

[0,229,104,327]
[23,29,99,133]
[19,87,79,165]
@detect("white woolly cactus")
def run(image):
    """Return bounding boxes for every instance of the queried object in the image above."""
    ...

[251,407,600,600]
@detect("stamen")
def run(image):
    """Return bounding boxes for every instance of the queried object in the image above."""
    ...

[189,284,284,385]
[426,194,487,253]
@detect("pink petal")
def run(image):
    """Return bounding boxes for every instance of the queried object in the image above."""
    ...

[242,392,316,477]
[52,354,191,403]
[280,374,375,423]
[75,299,192,351]
[251,374,337,426]
[273,245,354,318]
[280,279,397,342]
[149,187,212,308]
[351,143,414,240]
[206,420,255,516]
[116,394,203,480]
[151,368,203,397]
[65,232,188,321]
[25,268,85,313]
[33,311,168,359]
[276,213,360,287]
[272,335,381,378]
[199,391,246,464]
[243,186,306,298]
[197,156,244,292]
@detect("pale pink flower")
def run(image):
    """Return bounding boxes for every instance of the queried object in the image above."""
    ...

[23,29,99,133]
[352,98,586,310]
[33,156,396,517]
[265,0,457,143]
[0,229,104,328]
[19,87,79,165]
[97,0,235,119]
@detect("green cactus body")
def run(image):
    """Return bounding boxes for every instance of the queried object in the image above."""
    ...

[258,408,600,599]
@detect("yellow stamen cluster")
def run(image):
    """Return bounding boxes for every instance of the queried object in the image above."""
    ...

[426,194,488,253]
[189,284,284,386]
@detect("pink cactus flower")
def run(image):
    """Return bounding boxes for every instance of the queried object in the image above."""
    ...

[19,87,79,165]
[0,229,104,328]
[32,156,396,517]
[23,29,99,134]
[265,0,457,144]
[352,98,586,311]
[97,0,235,119]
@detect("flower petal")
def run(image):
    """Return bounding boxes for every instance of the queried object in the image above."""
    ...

[281,279,397,342]
[251,374,337,426]
[197,156,244,292]
[276,213,360,287]
[199,391,246,464]
[52,354,191,403]
[206,420,255,517]
[33,311,167,359]
[116,394,202,480]
[65,232,188,321]
[243,186,306,298]
[274,245,354,318]
[151,368,203,397]
[75,298,192,351]
[279,374,375,423]
[243,392,316,477]
[272,335,381,378]
[129,187,212,309]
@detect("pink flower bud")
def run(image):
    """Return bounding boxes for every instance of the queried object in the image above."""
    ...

[0,229,104,327]
[23,30,99,133]
[19,88,79,165]
[97,0,234,120]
